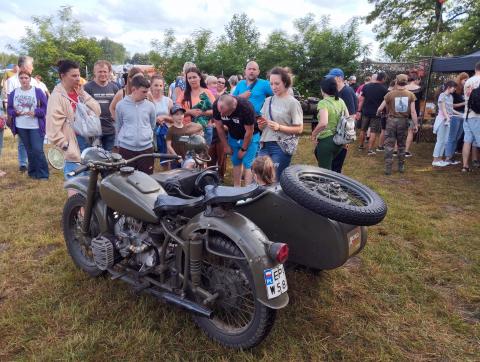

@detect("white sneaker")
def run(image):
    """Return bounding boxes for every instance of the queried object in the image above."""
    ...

[432,161,448,167]
[444,160,460,166]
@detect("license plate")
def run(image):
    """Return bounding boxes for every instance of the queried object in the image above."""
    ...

[347,227,362,256]
[264,264,288,300]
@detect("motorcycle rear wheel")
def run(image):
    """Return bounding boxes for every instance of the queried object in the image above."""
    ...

[62,194,103,276]
[193,235,276,349]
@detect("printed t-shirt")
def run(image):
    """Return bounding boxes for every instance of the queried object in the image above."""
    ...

[176,89,215,125]
[13,87,38,129]
[438,92,454,117]
[384,89,416,118]
[464,75,480,118]
[166,123,203,157]
[84,81,119,135]
[212,96,258,140]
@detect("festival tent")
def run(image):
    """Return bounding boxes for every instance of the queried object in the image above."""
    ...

[431,50,480,73]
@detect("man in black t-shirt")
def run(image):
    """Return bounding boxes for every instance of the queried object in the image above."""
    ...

[213,94,260,186]
[84,60,119,151]
[356,72,388,155]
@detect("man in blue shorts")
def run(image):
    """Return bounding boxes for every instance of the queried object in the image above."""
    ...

[232,61,273,115]
[213,94,260,186]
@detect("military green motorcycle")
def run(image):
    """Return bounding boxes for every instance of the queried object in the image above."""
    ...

[62,147,289,349]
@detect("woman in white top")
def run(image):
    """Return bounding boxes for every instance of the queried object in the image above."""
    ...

[150,75,173,163]
[7,70,49,179]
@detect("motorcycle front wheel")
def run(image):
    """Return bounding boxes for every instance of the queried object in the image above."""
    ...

[193,235,276,349]
[62,194,103,276]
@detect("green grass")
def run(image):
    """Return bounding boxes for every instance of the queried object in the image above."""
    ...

[1,131,479,361]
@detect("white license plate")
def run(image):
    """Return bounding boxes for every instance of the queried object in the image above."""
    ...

[264,264,288,300]
[348,227,362,256]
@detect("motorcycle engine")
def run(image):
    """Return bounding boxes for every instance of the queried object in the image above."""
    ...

[112,215,159,272]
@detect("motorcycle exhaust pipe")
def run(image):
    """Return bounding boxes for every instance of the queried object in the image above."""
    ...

[146,288,213,319]
[110,270,213,318]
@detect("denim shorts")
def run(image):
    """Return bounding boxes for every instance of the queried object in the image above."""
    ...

[228,133,260,169]
[463,117,480,145]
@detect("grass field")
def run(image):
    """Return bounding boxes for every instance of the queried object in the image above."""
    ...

[1,130,479,361]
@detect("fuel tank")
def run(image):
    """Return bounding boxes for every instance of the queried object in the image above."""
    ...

[100,169,166,223]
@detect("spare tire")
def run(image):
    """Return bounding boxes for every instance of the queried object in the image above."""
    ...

[280,165,387,226]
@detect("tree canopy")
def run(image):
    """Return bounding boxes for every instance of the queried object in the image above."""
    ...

[10,7,365,95]
[366,0,480,60]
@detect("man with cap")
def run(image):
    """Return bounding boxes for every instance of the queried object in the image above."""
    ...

[326,68,358,173]
[213,94,260,187]
[166,104,203,169]
[377,74,418,175]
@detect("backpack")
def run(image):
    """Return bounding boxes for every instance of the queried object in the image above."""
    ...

[324,98,356,145]
[333,113,356,146]
[467,86,480,119]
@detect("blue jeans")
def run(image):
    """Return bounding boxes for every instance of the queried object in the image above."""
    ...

[18,137,28,167]
[63,135,91,180]
[258,141,292,180]
[100,134,115,151]
[204,125,213,146]
[445,116,464,158]
[0,128,3,157]
[16,128,49,179]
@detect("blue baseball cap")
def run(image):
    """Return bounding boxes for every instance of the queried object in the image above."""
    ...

[325,68,345,79]
[170,104,186,115]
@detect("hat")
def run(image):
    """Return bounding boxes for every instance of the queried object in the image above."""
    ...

[396,74,409,84]
[348,75,357,81]
[325,68,345,79]
[170,104,186,115]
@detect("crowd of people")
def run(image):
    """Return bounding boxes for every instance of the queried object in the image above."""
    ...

[0,54,479,185]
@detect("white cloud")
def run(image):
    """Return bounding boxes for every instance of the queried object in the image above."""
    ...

[0,0,379,58]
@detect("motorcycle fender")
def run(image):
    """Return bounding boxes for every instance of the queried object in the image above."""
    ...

[63,176,109,233]
[181,211,289,310]
[64,176,90,196]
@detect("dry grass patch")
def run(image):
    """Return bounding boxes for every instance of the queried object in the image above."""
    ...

[1,131,479,360]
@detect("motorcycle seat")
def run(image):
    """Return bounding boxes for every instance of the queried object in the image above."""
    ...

[154,194,204,214]
[203,184,262,204]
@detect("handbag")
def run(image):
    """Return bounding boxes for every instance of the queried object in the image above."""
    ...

[62,94,102,138]
[268,97,299,155]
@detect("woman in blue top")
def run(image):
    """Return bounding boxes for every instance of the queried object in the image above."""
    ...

[311,77,349,170]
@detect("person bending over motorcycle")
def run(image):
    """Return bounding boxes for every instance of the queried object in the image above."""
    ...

[213,94,260,187]
[114,76,156,174]
[166,104,203,169]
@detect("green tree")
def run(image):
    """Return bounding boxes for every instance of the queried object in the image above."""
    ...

[0,53,18,68]
[98,38,127,64]
[16,6,103,88]
[366,0,478,60]
[215,13,260,76]
[128,52,151,65]
[280,15,366,95]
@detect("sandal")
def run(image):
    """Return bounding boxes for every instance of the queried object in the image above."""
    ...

[461,167,471,173]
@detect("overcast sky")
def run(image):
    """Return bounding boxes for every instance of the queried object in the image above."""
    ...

[0,0,379,60]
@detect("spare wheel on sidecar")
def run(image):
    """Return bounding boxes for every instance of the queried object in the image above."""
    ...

[280,165,387,226]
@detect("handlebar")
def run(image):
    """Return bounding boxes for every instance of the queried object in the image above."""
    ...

[69,153,181,176]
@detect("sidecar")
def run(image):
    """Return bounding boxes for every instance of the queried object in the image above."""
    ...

[151,164,387,270]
